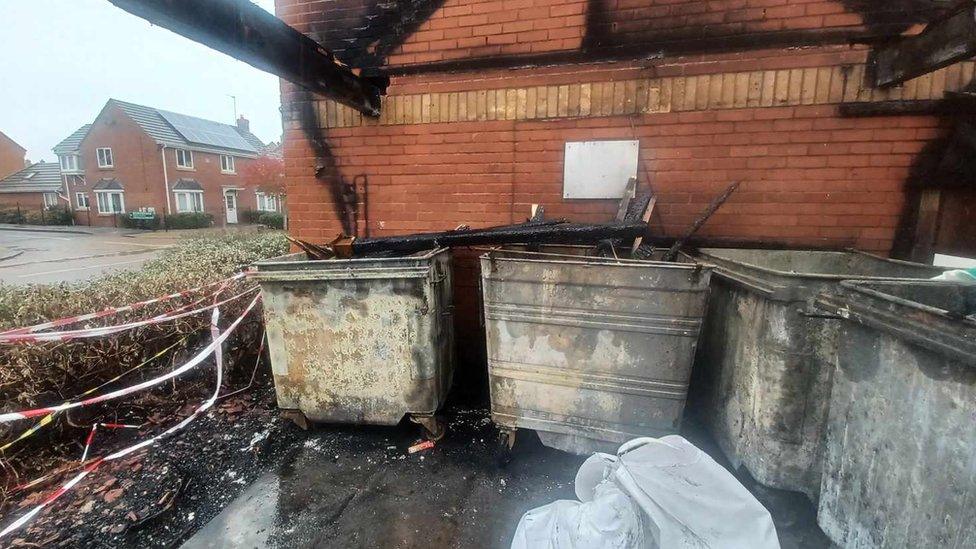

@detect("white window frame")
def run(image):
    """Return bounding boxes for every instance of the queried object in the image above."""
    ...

[96,148,114,168]
[42,193,58,208]
[60,154,80,172]
[255,191,278,212]
[174,190,204,213]
[219,155,236,174]
[95,191,125,214]
[175,149,194,169]
[75,192,89,210]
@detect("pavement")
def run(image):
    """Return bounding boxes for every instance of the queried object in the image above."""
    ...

[179,409,829,549]
[0,224,260,284]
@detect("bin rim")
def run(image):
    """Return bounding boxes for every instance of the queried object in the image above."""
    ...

[836,279,976,323]
[694,247,942,282]
[251,247,450,270]
[479,246,713,271]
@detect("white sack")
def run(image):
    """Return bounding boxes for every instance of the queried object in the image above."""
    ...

[511,435,780,549]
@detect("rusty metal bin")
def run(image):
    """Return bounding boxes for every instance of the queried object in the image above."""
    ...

[690,248,943,500]
[480,246,712,455]
[249,249,454,436]
[813,280,976,548]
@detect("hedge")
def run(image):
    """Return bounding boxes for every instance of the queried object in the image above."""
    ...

[0,232,288,481]
[258,212,285,230]
[0,206,73,226]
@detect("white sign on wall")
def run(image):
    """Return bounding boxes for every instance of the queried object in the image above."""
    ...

[562,140,640,199]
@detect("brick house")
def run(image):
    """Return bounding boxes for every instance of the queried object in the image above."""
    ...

[0,161,64,212]
[53,99,280,227]
[0,130,28,180]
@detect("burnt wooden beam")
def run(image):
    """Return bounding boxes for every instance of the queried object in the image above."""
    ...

[108,0,386,116]
[872,2,976,88]
[349,221,648,256]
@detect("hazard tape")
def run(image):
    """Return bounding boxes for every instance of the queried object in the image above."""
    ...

[0,301,243,539]
[0,293,260,423]
[0,285,257,345]
[0,273,246,337]
[0,337,189,453]
[79,423,142,462]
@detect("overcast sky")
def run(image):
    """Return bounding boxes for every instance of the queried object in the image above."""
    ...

[1,0,281,162]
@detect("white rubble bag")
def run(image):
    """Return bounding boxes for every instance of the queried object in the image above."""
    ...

[511,435,780,549]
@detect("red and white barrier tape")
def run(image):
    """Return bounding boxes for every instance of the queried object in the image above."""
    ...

[0,337,189,453]
[0,273,245,337]
[0,301,239,539]
[79,423,142,463]
[0,285,257,345]
[0,293,260,423]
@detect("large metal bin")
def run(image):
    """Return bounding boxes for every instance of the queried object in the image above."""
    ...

[249,249,454,434]
[480,246,712,455]
[691,248,943,499]
[813,280,976,548]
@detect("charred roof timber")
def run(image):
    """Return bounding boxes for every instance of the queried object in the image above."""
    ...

[107,0,388,116]
[872,0,976,87]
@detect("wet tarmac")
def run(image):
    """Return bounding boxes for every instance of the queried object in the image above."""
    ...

[181,408,830,548]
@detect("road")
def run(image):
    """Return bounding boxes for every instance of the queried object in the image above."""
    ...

[0,227,181,284]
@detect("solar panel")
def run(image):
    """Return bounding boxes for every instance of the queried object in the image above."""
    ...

[157,110,257,153]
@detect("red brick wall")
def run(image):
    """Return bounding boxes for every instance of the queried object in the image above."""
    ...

[0,192,49,212]
[0,132,26,180]
[280,46,955,253]
[75,103,266,227]
[280,0,941,69]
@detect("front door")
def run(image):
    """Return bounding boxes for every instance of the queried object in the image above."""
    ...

[225,191,238,224]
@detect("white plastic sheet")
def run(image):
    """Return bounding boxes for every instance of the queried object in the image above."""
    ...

[511,435,780,549]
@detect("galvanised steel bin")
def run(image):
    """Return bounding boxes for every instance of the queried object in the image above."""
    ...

[249,249,454,437]
[690,248,943,499]
[813,280,976,548]
[480,246,712,455]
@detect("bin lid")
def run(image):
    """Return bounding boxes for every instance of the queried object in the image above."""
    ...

[815,280,976,366]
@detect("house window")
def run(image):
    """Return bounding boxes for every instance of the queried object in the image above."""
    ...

[43,193,58,208]
[75,192,89,210]
[175,149,194,169]
[174,191,204,213]
[60,154,80,172]
[256,192,277,212]
[95,191,124,214]
[96,148,114,168]
[220,155,235,174]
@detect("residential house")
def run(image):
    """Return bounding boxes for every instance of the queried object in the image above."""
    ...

[54,99,278,227]
[0,130,28,180]
[0,161,64,211]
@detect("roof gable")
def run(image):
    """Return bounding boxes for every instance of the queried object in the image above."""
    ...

[53,124,92,155]
[0,131,27,154]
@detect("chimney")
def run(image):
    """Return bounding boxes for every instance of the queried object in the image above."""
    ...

[236,115,250,132]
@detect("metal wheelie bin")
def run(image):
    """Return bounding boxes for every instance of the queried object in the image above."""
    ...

[249,248,454,439]
[814,280,976,548]
[690,248,943,499]
[480,246,713,455]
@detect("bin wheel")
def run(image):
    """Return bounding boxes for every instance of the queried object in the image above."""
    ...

[497,429,516,467]
[282,410,310,431]
[410,415,447,441]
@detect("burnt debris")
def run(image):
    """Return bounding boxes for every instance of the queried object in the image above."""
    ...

[291,220,648,260]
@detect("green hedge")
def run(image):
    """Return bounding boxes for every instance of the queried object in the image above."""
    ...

[240,209,262,224]
[257,212,285,229]
[119,213,162,230]
[0,206,73,226]
[165,212,213,229]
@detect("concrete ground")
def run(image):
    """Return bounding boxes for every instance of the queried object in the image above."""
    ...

[0,225,258,284]
[180,409,829,549]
